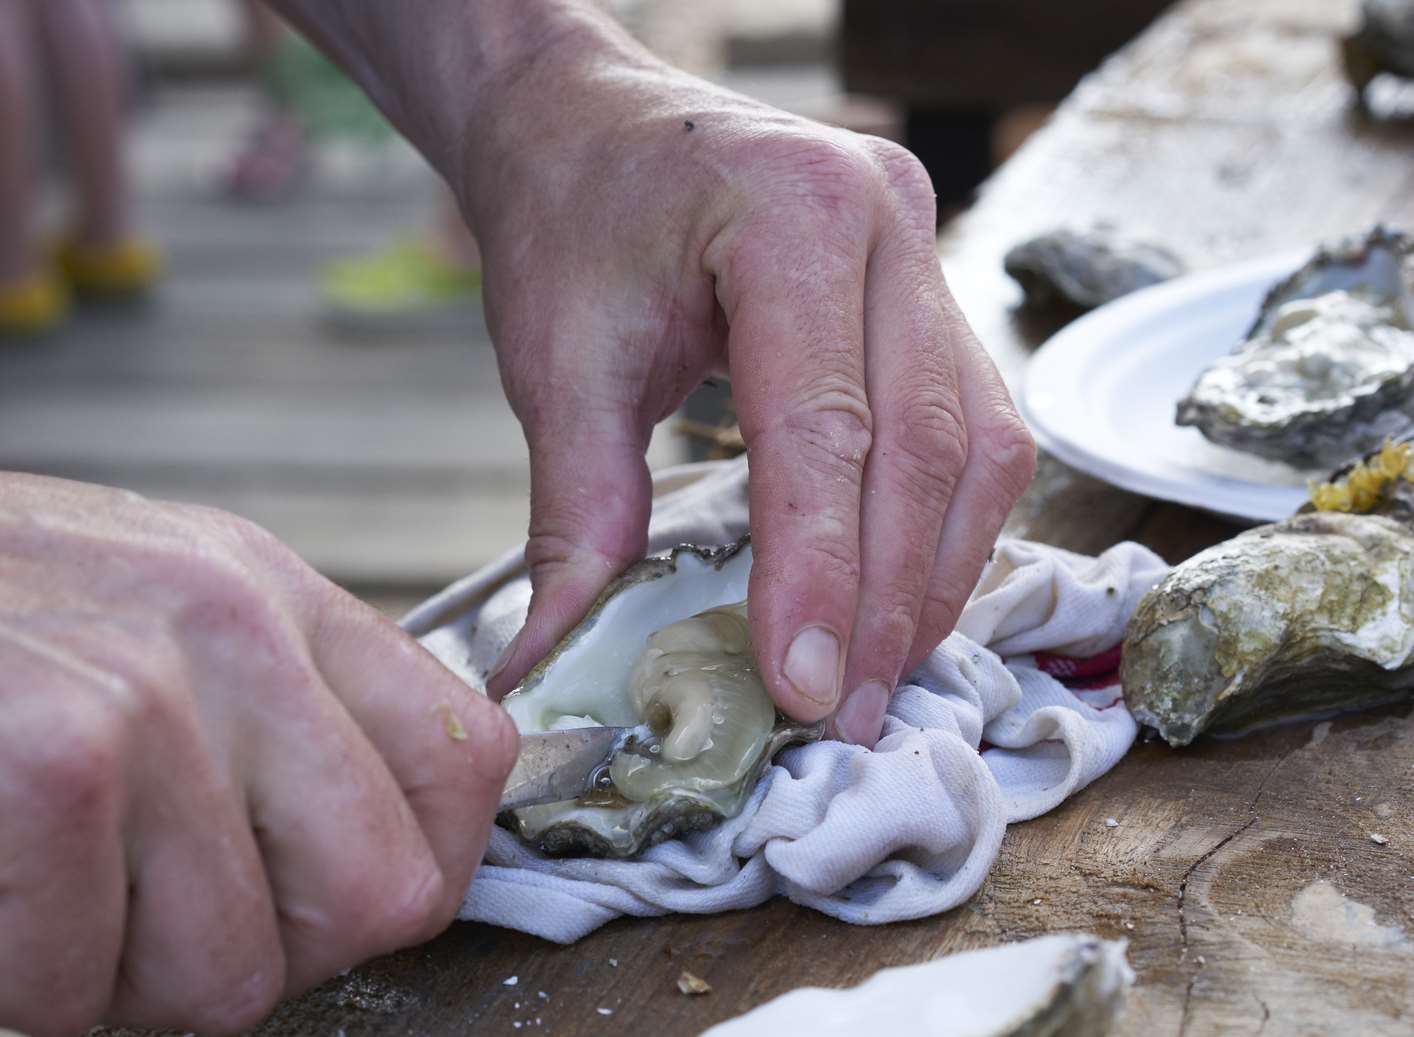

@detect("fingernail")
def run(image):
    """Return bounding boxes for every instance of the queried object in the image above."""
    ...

[836,681,891,746]
[783,626,842,708]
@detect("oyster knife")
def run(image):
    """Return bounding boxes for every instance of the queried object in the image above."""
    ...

[499,726,656,811]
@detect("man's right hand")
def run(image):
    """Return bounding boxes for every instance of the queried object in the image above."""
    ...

[0,473,517,1036]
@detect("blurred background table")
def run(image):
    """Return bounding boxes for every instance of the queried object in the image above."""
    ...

[46,0,1412,1033]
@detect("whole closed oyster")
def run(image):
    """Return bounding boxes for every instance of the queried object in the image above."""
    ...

[1123,444,1414,745]
[501,539,820,857]
[1175,226,1414,469]
[1004,226,1185,310]
[1343,0,1414,111]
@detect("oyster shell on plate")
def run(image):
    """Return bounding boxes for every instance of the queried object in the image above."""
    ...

[1003,226,1185,310]
[1175,226,1414,469]
[500,539,820,857]
[1123,441,1414,746]
[1343,0,1414,110]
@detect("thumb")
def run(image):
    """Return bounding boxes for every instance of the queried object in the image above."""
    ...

[486,405,652,698]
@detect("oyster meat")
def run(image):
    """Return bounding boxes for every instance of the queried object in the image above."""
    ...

[501,540,819,857]
[1176,226,1414,469]
[1343,0,1414,111]
[1122,496,1414,746]
[1004,226,1185,310]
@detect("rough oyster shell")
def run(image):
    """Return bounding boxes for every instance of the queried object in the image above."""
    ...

[1003,226,1185,310]
[1121,510,1414,746]
[1343,0,1414,110]
[500,539,820,857]
[1175,226,1414,469]
[702,934,1133,1037]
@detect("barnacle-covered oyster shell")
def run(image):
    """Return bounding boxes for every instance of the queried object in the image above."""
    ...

[1121,507,1414,747]
[1175,226,1414,469]
[1343,0,1414,111]
[501,539,820,857]
[1004,226,1185,310]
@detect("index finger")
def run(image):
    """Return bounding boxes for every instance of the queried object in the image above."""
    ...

[714,216,872,722]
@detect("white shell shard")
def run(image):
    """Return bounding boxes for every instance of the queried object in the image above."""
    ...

[501,541,819,857]
[1176,226,1414,468]
[701,934,1133,1037]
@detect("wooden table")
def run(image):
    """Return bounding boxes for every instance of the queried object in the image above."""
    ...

[136,1,1414,1033]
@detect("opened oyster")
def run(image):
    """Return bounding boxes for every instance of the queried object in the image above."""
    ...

[1176,226,1414,469]
[1343,0,1414,112]
[1004,226,1185,310]
[501,540,820,857]
[1123,444,1414,745]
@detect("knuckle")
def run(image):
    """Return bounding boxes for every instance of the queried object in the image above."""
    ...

[224,512,320,593]
[758,135,883,222]
[779,387,875,479]
[185,966,284,1035]
[801,534,864,589]
[172,503,317,603]
[890,392,969,498]
[922,558,985,642]
[18,697,126,816]
[309,855,446,954]
[864,594,920,666]
[869,138,936,206]
[377,862,450,949]
[978,415,1038,503]
[526,515,641,578]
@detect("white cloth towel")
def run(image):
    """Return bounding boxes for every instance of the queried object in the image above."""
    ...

[401,459,1169,945]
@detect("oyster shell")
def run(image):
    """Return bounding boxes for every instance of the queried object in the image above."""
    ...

[501,539,820,857]
[1004,226,1185,310]
[702,934,1133,1037]
[1121,508,1414,746]
[1343,0,1414,111]
[1175,226,1414,469]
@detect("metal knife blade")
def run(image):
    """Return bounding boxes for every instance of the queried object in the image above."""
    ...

[499,726,656,811]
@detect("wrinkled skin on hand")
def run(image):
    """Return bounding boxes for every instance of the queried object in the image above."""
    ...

[467,40,1036,745]
[0,474,517,1036]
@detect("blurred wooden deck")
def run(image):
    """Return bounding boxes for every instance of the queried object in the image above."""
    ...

[0,85,684,608]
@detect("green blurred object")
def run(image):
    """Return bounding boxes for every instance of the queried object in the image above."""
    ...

[322,240,481,332]
[267,35,393,141]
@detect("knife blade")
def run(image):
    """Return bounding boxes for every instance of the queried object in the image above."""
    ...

[499,725,657,811]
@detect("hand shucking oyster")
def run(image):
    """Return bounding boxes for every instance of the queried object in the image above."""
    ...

[1175,225,1414,469]
[500,539,821,857]
[1003,225,1185,310]
[1123,440,1414,746]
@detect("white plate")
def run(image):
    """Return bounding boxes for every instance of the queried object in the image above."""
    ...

[1020,250,1323,523]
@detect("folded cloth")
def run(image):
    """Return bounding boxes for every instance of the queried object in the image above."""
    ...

[401,458,1169,944]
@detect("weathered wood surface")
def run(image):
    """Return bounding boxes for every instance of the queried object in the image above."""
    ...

[94,1,1412,1034]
